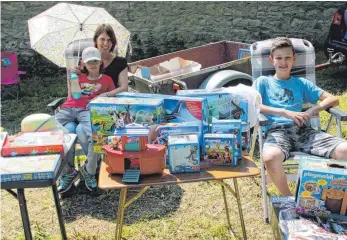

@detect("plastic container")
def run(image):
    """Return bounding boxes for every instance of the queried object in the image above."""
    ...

[70,72,82,99]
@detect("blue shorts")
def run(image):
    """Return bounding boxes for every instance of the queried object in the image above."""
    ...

[263,124,345,161]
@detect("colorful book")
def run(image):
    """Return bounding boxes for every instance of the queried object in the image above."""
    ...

[0,154,62,182]
[1,131,64,157]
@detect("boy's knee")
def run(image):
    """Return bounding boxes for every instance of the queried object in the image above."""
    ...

[263,146,285,163]
[333,142,347,160]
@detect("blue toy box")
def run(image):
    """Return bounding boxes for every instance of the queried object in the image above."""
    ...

[211,119,242,159]
[176,88,248,124]
[167,134,200,173]
[153,122,200,165]
[241,122,251,151]
[88,97,164,153]
[296,158,347,220]
[203,133,238,166]
[117,92,209,143]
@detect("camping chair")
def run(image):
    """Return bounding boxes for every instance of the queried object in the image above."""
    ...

[1,52,25,99]
[249,38,347,223]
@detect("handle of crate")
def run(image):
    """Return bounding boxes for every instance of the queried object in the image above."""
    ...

[327,163,347,169]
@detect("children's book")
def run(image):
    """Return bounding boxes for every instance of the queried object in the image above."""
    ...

[0,154,62,182]
[1,131,64,157]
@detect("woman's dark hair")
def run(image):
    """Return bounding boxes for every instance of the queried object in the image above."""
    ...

[93,24,117,53]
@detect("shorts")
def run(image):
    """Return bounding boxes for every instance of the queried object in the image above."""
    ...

[263,124,346,161]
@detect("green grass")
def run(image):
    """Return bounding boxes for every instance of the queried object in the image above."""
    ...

[1,50,347,239]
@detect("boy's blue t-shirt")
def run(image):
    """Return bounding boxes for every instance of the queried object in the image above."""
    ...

[253,75,324,127]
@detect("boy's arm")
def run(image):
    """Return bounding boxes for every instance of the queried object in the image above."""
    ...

[305,91,339,116]
[260,105,310,127]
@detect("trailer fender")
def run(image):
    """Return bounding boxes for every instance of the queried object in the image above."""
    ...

[199,70,253,89]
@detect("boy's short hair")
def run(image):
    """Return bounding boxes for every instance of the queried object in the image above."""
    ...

[270,37,295,57]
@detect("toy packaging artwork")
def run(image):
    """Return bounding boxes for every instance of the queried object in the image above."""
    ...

[0,154,62,182]
[241,122,250,151]
[168,134,200,173]
[296,158,347,220]
[88,97,164,153]
[211,119,242,159]
[1,131,64,157]
[203,133,238,166]
[176,88,248,124]
[117,92,209,142]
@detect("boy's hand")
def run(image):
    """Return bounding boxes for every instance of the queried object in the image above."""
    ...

[284,110,310,127]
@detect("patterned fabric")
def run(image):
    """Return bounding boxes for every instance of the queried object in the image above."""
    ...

[28,3,131,67]
[263,124,345,161]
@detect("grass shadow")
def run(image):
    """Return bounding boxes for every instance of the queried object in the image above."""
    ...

[60,183,183,225]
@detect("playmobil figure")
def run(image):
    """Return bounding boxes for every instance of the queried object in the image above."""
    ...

[253,37,347,196]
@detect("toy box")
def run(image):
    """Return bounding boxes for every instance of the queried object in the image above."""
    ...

[241,122,251,151]
[211,119,242,159]
[168,134,200,173]
[0,154,62,182]
[177,88,248,124]
[203,133,238,166]
[1,131,64,157]
[88,97,164,153]
[296,158,347,220]
[117,92,209,143]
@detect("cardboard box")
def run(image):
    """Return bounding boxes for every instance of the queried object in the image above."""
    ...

[88,97,164,153]
[0,154,62,182]
[1,131,64,157]
[117,92,209,144]
[177,88,248,124]
[203,133,238,166]
[296,158,347,220]
[168,134,200,173]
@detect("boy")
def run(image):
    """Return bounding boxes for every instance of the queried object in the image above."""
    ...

[253,37,347,196]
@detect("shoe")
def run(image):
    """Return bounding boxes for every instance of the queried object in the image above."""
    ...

[57,168,79,194]
[81,165,98,192]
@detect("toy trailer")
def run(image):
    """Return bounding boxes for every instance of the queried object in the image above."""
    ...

[128,40,253,95]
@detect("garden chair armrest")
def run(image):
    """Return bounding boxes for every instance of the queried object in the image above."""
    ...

[259,113,269,126]
[47,97,66,112]
[326,107,347,121]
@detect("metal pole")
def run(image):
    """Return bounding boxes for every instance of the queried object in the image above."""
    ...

[115,188,127,240]
[52,184,67,240]
[17,189,33,240]
[233,179,247,240]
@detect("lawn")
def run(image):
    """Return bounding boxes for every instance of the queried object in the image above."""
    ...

[1,51,347,239]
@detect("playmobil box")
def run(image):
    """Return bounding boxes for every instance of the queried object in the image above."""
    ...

[242,122,251,151]
[168,134,200,173]
[211,119,242,159]
[1,131,64,157]
[296,158,347,220]
[0,154,62,182]
[203,133,238,166]
[151,122,200,165]
[176,88,248,124]
[88,97,164,153]
[117,92,209,142]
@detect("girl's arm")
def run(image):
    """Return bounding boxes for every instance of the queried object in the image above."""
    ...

[104,68,128,97]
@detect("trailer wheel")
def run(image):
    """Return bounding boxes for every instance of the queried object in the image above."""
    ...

[199,70,253,89]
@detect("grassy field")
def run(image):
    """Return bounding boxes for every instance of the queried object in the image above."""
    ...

[1,51,347,239]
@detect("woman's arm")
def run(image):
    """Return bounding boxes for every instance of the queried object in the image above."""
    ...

[105,68,128,97]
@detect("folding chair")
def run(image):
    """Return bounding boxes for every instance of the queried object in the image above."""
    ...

[249,38,347,223]
[1,52,25,99]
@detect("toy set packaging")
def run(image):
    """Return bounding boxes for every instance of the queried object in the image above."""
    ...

[203,133,238,166]
[0,154,62,182]
[168,134,200,173]
[117,92,209,142]
[1,131,64,157]
[211,119,242,159]
[296,158,347,220]
[176,88,248,124]
[241,122,251,151]
[88,97,164,153]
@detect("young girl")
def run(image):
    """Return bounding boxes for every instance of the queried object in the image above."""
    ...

[56,47,115,193]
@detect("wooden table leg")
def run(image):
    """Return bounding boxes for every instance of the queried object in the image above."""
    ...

[115,188,127,240]
[233,178,247,240]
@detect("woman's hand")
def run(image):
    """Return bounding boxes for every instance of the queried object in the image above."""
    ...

[98,92,109,97]
[283,110,310,127]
